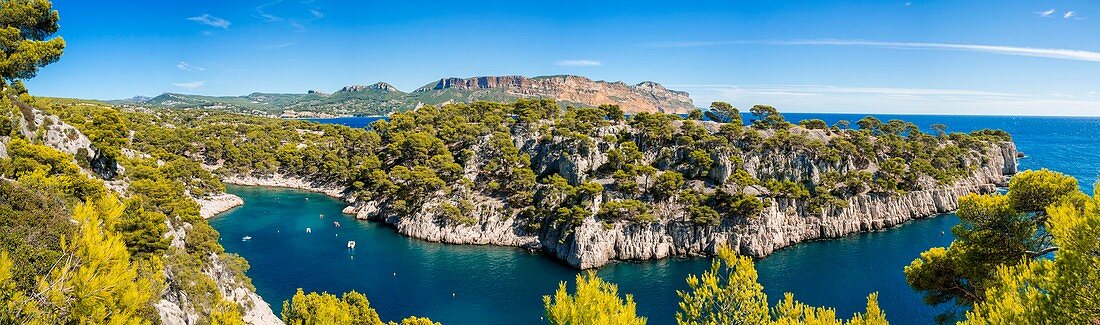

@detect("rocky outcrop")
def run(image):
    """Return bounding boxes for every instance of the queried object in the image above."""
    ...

[338,126,1018,269]
[340,82,400,93]
[13,101,120,179]
[221,173,347,199]
[198,193,245,219]
[10,104,280,324]
[414,75,694,113]
[135,75,694,116]
[156,221,284,325]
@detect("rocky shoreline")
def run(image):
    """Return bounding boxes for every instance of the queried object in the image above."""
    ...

[221,141,1018,269]
[197,193,245,219]
[221,173,347,199]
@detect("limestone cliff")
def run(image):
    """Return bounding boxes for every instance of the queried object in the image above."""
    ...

[9,104,282,324]
[341,121,1018,269]
[413,75,695,114]
[134,75,695,116]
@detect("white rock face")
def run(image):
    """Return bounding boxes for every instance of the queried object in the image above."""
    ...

[339,137,1018,269]
[198,193,245,219]
[222,173,346,198]
[0,136,8,159]
[218,122,1018,270]
[204,253,283,325]
[14,105,119,178]
[15,103,279,324]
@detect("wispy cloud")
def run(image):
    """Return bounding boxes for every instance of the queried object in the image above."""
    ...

[1037,9,1056,17]
[642,39,1100,63]
[1064,11,1076,19]
[187,14,231,29]
[556,59,602,67]
[290,21,306,32]
[264,42,297,50]
[310,9,324,18]
[176,61,205,72]
[676,84,1100,117]
[254,0,284,22]
[172,81,206,89]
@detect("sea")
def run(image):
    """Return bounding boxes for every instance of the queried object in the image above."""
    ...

[210,113,1100,324]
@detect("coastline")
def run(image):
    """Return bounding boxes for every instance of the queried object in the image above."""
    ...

[220,173,347,199]
[198,140,1017,269]
[197,193,245,219]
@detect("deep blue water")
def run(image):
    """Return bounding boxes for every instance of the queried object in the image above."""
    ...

[214,114,1100,324]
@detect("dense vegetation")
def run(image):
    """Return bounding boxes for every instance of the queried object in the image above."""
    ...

[6,1,1094,323]
[67,94,1016,237]
[121,76,689,118]
[544,246,888,325]
[905,169,1099,323]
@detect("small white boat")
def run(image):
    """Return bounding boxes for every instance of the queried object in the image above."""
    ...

[333,221,340,227]
[242,236,252,241]
[306,227,312,234]
[320,214,324,218]
[347,241,356,249]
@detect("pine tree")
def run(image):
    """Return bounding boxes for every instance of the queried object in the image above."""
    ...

[0,0,66,84]
[676,246,888,325]
[543,272,647,325]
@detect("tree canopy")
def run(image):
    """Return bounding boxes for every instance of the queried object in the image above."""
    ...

[544,272,647,325]
[905,169,1093,322]
[676,246,888,325]
[0,0,65,85]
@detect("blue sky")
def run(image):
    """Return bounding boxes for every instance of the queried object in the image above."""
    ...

[26,0,1100,116]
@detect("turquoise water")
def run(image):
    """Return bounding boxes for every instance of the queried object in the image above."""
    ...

[214,114,1100,324]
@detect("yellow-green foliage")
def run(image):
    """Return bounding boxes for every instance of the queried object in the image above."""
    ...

[210,300,247,325]
[676,247,887,325]
[282,288,385,325]
[962,184,1100,324]
[906,169,1093,322]
[0,196,159,324]
[543,272,647,325]
[281,288,437,325]
[1006,168,1082,212]
[676,248,768,325]
[1,137,105,201]
[0,0,66,82]
[392,316,441,325]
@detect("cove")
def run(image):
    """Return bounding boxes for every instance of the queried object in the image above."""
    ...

[217,113,1100,324]
[211,185,957,324]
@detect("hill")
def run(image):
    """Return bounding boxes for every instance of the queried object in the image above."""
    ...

[116,75,694,117]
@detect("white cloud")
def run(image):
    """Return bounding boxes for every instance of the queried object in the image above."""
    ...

[255,0,284,22]
[555,59,602,67]
[176,61,205,72]
[1064,11,1076,19]
[643,39,1100,63]
[673,84,1100,117]
[904,2,911,7]
[187,14,231,29]
[1037,9,1056,17]
[310,9,324,18]
[172,81,206,89]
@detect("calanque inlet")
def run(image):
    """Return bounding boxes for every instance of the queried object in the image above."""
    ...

[5,1,1098,323]
[6,96,1022,324]
[196,101,1020,269]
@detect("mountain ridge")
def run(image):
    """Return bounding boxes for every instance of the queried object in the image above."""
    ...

[116,75,695,117]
